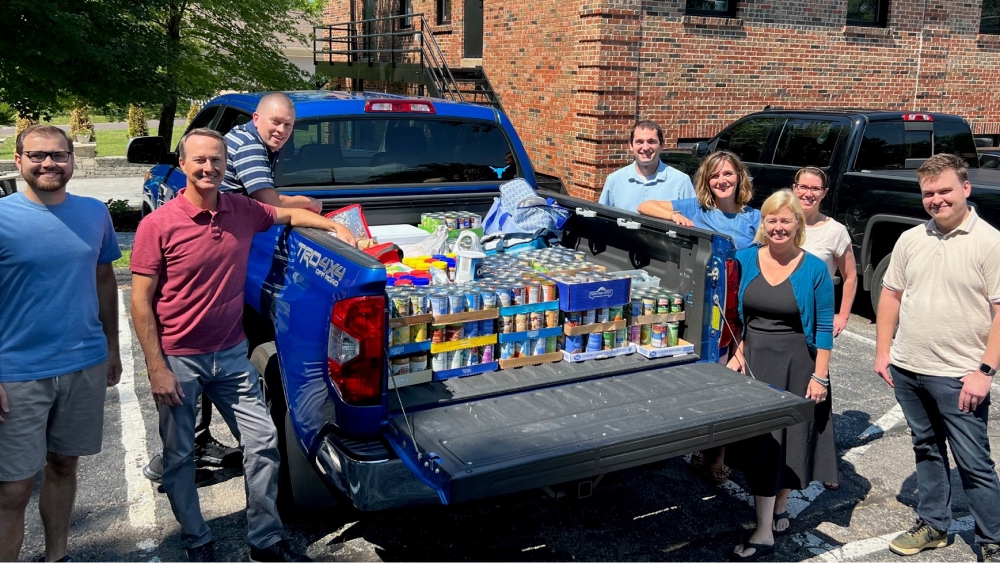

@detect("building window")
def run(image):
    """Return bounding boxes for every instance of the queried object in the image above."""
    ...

[983,0,1000,34]
[437,0,452,24]
[685,0,738,18]
[398,0,412,28]
[846,0,889,27]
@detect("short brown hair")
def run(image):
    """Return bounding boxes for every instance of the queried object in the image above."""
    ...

[16,125,73,155]
[917,153,969,184]
[693,151,754,211]
[629,120,664,145]
[177,128,225,160]
[794,166,829,189]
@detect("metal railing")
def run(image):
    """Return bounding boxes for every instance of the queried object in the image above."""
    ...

[314,14,464,102]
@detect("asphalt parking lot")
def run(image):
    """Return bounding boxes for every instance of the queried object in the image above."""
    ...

[11,278,1000,562]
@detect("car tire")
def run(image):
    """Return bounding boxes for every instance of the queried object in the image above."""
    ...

[870,254,892,312]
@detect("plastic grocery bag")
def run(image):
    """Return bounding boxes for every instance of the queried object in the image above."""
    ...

[399,225,449,257]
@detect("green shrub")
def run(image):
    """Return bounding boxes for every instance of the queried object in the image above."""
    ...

[127,105,148,138]
[106,198,141,232]
[70,106,96,142]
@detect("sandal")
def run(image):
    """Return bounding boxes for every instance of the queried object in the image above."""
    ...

[772,510,791,536]
[730,539,775,562]
[823,481,840,490]
[690,451,708,469]
[700,463,731,485]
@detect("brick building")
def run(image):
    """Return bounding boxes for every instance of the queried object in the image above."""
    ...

[320,0,1000,200]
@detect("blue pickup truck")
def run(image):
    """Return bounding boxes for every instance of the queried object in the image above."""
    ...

[127,91,813,512]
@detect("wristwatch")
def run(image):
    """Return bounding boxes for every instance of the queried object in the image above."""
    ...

[979,363,997,377]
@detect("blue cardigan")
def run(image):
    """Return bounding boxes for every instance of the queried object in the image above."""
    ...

[735,246,835,353]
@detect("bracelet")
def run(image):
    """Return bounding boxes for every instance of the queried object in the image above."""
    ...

[811,373,830,387]
[670,211,679,220]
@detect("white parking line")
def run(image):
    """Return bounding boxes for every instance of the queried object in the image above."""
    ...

[800,516,974,561]
[116,291,156,529]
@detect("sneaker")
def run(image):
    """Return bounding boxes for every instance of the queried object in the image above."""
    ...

[249,540,312,562]
[186,541,216,562]
[143,453,164,481]
[32,555,72,562]
[195,437,242,468]
[983,543,1000,562]
[889,518,948,556]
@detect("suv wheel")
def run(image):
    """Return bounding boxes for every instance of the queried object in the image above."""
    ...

[870,254,892,312]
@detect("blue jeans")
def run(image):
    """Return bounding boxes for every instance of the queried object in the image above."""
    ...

[158,339,283,549]
[891,364,1000,545]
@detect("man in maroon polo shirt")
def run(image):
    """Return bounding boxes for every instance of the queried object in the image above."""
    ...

[130,128,350,562]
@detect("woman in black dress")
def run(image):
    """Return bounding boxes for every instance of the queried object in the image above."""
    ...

[725,189,838,561]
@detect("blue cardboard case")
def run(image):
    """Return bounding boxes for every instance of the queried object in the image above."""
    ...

[547,275,631,312]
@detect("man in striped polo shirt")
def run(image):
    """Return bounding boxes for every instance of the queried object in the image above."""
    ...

[221,92,324,213]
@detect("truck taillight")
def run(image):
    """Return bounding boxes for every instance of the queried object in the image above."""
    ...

[364,99,436,114]
[903,113,933,122]
[327,296,385,406]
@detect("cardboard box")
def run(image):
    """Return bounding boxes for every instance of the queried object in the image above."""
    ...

[498,351,562,369]
[629,312,686,325]
[563,319,626,336]
[431,308,499,325]
[387,369,433,389]
[498,326,563,343]
[388,314,434,329]
[562,344,635,363]
[498,301,559,316]
[432,361,498,381]
[635,339,695,359]
[546,275,631,312]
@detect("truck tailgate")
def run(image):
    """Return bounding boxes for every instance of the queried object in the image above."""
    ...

[384,362,813,504]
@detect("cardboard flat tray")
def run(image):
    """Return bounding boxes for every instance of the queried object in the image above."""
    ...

[498,352,562,369]
[498,301,560,315]
[563,319,626,336]
[636,339,695,359]
[497,326,564,343]
[629,312,686,325]
[432,308,499,325]
[562,344,635,363]
[432,361,498,381]
[389,314,434,328]
[387,369,433,389]
[387,340,431,358]
[430,334,498,354]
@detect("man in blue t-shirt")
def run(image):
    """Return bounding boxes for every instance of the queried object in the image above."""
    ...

[598,120,695,213]
[0,125,122,562]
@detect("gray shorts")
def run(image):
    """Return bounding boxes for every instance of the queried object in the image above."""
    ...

[0,361,109,481]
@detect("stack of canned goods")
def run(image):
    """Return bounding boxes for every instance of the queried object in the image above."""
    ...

[420,211,483,231]
[561,307,629,354]
[627,288,684,348]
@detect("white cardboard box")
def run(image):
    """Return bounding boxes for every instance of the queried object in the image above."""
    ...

[369,224,432,247]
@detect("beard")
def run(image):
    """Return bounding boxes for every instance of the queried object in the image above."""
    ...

[22,166,68,192]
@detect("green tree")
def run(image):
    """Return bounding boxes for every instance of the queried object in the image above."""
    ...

[148,1,319,147]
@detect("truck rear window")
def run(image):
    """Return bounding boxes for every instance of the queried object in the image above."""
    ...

[274,117,517,187]
[853,121,978,171]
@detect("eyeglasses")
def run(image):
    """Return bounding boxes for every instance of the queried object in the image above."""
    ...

[793,183,825,194]
[21,151,72,163]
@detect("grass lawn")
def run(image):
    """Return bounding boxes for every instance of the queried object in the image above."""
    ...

[0,129,131,159]
[113,249,131,269]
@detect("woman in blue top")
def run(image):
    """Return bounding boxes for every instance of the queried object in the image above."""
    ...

[637,150,761,249]
[725,190,837,561]
[639,151,761,486]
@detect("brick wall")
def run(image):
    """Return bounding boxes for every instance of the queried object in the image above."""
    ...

[326,0,1000,201]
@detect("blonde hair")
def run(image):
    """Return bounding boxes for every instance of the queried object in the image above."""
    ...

[754,189,807,247]
[693,151,754,211]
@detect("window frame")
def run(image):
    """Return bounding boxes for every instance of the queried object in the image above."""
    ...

[398,0,413,29]
[981,0,1000,34]
[846,0,890,28]
[771,118,845,169]
[437,0,452,24]
[711,116,781,165]
[684,0,738,18]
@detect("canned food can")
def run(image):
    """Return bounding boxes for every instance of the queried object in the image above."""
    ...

[481,344,493,363]
[615,327,627,348]
[515,313,529,332]
[429,292,449,316]
[564,334,584,353]
[671,294,684,314]
[447,293,466,315]
[430,325,446,343]
[563,311,580,328]
[582,309,596,325]
[631,297,644,318]
[409,354,428,372]
[446,324,464,341]
[465,347,479,366]
[640,324,652,346]
[651,323,667,348]
[390,357,410,376]
[630,324,641,344]
[533,337,547,356]
[481,291,497,310]
[529,311,544,331]
[409,293,426,315]
[465,290,482,312]
[479,318,495,335]
[464,320,480,338]
[642,296,657,316]
[656,296,671,315]
[541,280,557,302]
[666,321,680,347]
[410,323,428,343]
[596,308,610,324]
[449,349,465,370]
[496,287,512,307]
[500,315,514,334]
[586,332,603,352]
[545,309,560,329]
[512,283,527,305]
[499,341,514,360]
[431,352,448,371]
[608,305,624,322]
[602,330,615,350]
[545,336,558,354]
[391,326,410,346]
[445,216,458,229]
[526,282,541,304]
[513,340,525,358]
[391,295,410,317]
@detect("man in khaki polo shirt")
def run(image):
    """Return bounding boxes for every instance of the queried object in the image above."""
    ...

[875,153,1000,562]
